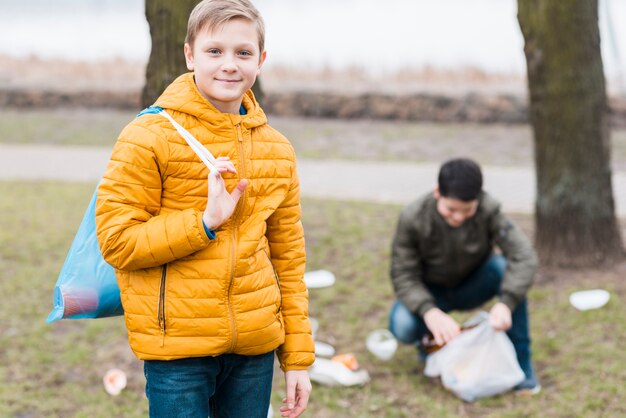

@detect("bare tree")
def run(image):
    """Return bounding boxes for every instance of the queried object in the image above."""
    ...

[518,0,624,266]
[142,0,264,108]
[141,0,198,107]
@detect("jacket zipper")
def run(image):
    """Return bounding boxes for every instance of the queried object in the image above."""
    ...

[227,228,238,352]
[226,123,247,352]
[264,249,282,313]
[158,264,167,347]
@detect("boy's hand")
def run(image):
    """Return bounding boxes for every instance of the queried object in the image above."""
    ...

[489,302,512,331]
[202,157,248,231]
[423,307,461,346]
[280,370,311,418]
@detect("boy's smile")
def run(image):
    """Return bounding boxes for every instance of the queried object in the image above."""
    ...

[433,188,478,228]
[184,17,266,114]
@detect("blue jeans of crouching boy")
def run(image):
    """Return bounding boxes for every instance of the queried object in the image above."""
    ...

[144,351,274,418]
[388,255,536,385]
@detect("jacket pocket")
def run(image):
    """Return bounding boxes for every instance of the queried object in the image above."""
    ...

[263,249,282,314]
[157,264,167,342]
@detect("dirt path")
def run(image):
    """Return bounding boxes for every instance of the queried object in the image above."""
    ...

[3,143,626,217]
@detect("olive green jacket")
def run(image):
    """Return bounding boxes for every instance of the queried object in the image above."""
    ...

[390,192,537,317]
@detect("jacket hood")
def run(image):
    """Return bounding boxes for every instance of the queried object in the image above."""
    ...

[154,72,267,131]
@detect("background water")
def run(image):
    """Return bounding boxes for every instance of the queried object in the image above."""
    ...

[1,0,625,77]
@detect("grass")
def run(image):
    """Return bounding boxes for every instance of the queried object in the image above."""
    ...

[0,109,133,147]
[3,108,626,170]
[0,182,146,418]
[1,181,625,417]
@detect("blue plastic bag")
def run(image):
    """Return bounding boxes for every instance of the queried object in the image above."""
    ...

[46,189,123,322]
[47,108,206,323]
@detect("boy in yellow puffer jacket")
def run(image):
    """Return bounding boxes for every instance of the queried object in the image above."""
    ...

[95,1,313,417]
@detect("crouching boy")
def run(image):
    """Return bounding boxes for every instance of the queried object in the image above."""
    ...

[389,158,540,395]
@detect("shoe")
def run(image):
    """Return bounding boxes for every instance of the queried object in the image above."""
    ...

[514,377,541,396]
[515,356,540,396]
[515,384,541,396]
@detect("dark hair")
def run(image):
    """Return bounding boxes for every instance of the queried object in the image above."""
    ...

[438,158,483,201]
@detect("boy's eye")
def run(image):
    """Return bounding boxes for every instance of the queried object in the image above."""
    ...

[239,50,252,56]
[207,48,220,55]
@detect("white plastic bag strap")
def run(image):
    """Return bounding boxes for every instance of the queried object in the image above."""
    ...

[158,110,219,174]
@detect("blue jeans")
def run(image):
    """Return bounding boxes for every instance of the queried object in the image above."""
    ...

[389,255,535,382]
[144,351,275,418]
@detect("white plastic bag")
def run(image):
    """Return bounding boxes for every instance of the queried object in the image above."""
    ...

[424,311,524,402]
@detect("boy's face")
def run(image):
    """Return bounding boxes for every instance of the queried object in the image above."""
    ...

[433,188,478,228]
[184,18,266,114]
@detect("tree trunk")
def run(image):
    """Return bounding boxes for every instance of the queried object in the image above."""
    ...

[518,0,624,267]
[142,0,265,108]
[141,0,200,108]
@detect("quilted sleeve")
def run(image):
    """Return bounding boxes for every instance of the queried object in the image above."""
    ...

[266,162,315,371]
[489,209,538,310]
[390,207,436,317]
[95,121,211,271]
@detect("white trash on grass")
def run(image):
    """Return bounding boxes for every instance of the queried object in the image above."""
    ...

[309,358,370,387]
[304,270,336,289]
[569,289,611,311]
[366,329,398,361]
[314,341,336,357]
[103,368,127,396]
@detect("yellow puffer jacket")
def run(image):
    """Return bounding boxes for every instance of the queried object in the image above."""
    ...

[96,73,314,371]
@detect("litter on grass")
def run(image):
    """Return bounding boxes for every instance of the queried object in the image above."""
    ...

[304,270,336,289]
[569,289,611,311]
[332,353,360,371]
[103,368,127,396]
[366,329,398,361]
[309,358,370,387]
[314,341,336,357]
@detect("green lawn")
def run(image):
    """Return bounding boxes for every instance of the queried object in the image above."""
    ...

[1,181,625,417]
[0,109,133,147]
[3,108,626,171]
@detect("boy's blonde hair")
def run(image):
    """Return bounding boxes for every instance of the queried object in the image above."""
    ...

[186,0,265,53]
